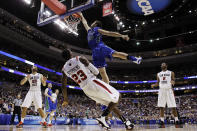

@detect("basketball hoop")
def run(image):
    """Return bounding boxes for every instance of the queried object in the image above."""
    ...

[37,0,95,35]
[64,13,81,33]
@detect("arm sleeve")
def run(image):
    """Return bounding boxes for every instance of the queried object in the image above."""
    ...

[87,63,99,76]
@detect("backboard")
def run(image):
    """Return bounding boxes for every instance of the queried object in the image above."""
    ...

[37,0,95,26]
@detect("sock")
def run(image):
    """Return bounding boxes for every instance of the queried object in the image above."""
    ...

[48,120,51,124]
[102,108,110,117]
[120,116,126,123]
[127,55,137,61]
[21,118,24,123]
[42,118,45,122]
[160,117,164,122]
[175,117,179,122]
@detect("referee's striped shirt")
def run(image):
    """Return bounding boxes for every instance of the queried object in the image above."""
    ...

[13,99,22,106]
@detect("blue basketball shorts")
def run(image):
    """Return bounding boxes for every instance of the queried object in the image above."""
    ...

[92,44,115,68]
[46,101,57,112]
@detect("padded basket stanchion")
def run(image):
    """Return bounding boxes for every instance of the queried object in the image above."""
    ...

[42,0,66,15]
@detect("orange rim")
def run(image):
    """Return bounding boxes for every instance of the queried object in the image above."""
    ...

[72,13,81,18]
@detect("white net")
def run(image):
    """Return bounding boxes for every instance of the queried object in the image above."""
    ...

[64,14,81,33]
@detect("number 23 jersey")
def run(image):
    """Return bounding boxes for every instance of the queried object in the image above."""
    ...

[158,70,172,89]
[62,56,96,87]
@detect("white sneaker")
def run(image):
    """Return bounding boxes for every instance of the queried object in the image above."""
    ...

[124,120,134,130]
[107,120,111,125]
[133,57,142,64]
[96,117,110,130]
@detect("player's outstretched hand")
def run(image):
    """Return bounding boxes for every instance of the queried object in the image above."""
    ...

[62,101,68,107]
[122,35,130,41]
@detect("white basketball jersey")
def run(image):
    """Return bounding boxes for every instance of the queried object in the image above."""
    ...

[62,56,96,87]
[158,70,172,89]
[28,73,42,91]
[51,93,57,102]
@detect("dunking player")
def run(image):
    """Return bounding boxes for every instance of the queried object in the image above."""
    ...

[16,66,47,128]
[44,85,59,127]
[151,63,182,128]
[61,49,134,130]
[79,12,142,84]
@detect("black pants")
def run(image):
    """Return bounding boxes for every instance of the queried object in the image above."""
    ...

[11,106,21,124]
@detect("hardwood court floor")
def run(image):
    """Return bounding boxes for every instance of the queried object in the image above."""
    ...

[0,124,196,131]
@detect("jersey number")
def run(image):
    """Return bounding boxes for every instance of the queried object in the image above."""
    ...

[71,70,87,84]
[32,80,37,86]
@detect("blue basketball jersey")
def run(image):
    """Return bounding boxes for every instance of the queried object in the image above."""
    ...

[45,88,53,112]
[47,88,53,101]
[87,27,103,49]
[45,88,57,112]
[87,27,115,68]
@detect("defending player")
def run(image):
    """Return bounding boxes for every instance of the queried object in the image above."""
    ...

[44,87,59,126]
[44,83,53,125]
[151,63,182,128]
[44,83,53,117]
[61,49,134,130]
[79,12,142,84]
[16,66,47,128]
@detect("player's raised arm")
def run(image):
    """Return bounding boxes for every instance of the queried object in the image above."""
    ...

[61,71,68,107]
[41,74,47,86]
[171,71,175,86]
[98,29,130,41]
[151,75,160,88]
[78,12,91,32]
[20,75,30,85]
[79,56,99,76]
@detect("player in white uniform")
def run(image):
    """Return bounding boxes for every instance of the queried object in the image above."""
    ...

[151,63,182,128]
[61,49,134,130]
[16,66,47,128]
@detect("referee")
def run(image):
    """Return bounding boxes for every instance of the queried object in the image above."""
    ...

[10,94,22,124]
